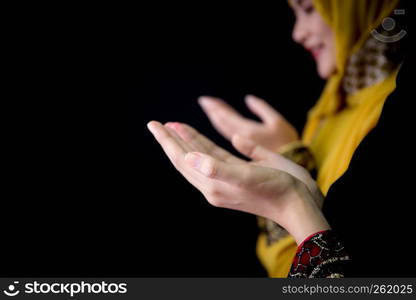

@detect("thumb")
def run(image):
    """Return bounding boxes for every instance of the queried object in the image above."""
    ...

[185,152,249,185]
[231,134,273,161]
[245,95,282,124]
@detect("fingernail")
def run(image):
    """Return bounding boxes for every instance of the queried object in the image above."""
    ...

[198,96,213,108]
[185,152,203,169]
[245,95,256,103]
[165,122,178,130]
[147,121,158,132]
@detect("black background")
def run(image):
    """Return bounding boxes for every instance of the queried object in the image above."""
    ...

[3,2,328,277]
[1,0,412,280]
[128,2,324,276]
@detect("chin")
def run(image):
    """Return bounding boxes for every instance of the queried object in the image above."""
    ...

[317,68,331,79]
[317,62,335,79]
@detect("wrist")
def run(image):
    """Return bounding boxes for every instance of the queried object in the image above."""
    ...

[274,183,330,245]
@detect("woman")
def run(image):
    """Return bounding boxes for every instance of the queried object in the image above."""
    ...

[193,0,405,277]
[290,59,413,277]
[147,0,410,277]
[146,56,412,277]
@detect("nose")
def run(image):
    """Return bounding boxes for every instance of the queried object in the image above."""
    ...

[292,17,309,45]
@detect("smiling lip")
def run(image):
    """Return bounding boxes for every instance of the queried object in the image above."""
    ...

[311,49,320,59]
[308,45,323,59]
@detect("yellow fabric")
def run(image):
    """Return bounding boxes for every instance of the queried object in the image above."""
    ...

[302,0,400,145]
[257,234,294,277]
[307,71,398,194]
[257,0,400,277]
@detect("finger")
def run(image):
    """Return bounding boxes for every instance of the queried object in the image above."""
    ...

[147,121,186,167]
[185,152,253,186]
[149,122,228,196]
[232,134,317,194]
[245,95,282,124]
[198,96,252,139]
[232,133,301,171]
[172,122,244,163]
[231,134,274,161]
[164,122,193,152]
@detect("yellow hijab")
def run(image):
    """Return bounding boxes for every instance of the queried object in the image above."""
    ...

[302,0,400,194]
[257,0,401,278]
[303,0,399,128]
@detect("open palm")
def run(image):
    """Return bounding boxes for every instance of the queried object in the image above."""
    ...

[198,95,299,152]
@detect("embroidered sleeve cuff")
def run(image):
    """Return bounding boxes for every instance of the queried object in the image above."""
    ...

[289,230,350,278]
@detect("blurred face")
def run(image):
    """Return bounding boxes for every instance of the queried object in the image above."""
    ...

[290,0,336,79]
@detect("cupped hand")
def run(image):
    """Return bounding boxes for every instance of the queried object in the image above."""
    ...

[198,95,299,152]
[147,121,329,244]
[168,121,318,199]
[230,134,323,207]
